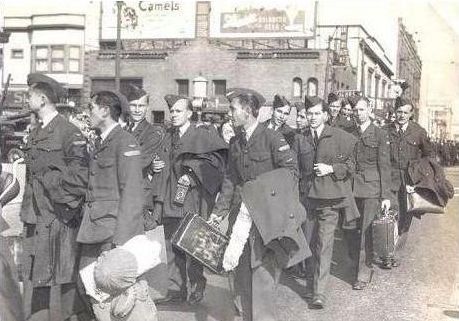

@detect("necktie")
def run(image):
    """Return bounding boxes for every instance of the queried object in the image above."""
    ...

[94,135,102,150]
[313,130,319,148]
[171,128,180,148]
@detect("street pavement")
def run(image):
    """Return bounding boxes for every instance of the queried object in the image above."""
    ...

[1,166,459,321]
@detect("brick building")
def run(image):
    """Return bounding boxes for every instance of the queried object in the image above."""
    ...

[396,18,422,112]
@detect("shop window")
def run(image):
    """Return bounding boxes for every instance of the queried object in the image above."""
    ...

[382,80,387,98]
[176,79,189,96]
[366,70,373,97]
[213,80,226,96]
[292,77,302,97]
[307,78,318,97]
[32,45,82,73]
[11,49,24,59]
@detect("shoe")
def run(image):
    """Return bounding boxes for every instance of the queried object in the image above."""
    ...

[352,281,368,290]
[309,296,325,309]
[380,258,392,270]
[189,280,206,305]
[154,291,187,305]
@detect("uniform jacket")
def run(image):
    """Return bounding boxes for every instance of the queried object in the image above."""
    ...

[351,123,391,199]
[128,119,165,208]
[77,125,144,246]
[213,123,298,267]
[241,168,311,268]
[328,114,357,134]
[262,120,296,147]
[158,123,228,220]
[388,121,433,191]
[20,114,89,286]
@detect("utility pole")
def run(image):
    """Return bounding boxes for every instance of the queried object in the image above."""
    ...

[115,1,123,91]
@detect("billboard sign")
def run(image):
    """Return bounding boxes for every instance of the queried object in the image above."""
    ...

[101,1,196,39]
[210,0,315,38]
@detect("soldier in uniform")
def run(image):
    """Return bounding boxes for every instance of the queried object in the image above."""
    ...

[302,96,358,309]
[295,102,309,134]
[388,98,432,261]
[350,97,391,288]
[125,84,165,230]
[77,91,144,315]
[156,95,227,305]
[209,88,301,321]
[20,73,89,320]
[327,93,357,133]
[263,94,296,146]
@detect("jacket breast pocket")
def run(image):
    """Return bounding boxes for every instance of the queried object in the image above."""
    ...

[361,139,379,162]
[97,158,115,169]
[363,170,380,182]
[249,152,271,162]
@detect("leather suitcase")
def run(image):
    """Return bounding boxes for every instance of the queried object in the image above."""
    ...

[372,210,398,258]
[172,212,229,274]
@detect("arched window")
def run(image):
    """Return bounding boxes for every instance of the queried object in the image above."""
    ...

[307,78,318,97]
[292,77,303,98]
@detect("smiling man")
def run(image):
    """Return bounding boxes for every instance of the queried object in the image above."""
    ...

[156,94,227,305]
[263,94,296,146]
[388,98,432,261]
[125,84,165,231]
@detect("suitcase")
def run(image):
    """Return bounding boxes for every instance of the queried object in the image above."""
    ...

[172,212,229,274]
[372,210,399,258]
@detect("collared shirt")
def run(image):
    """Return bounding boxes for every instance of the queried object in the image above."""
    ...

[41,110,59,128]
[396,122,409,133]
[178,121,191,138]
[245,120,259,141]
[267,120,279,131]
[360,120,372,134]
[313,123,325,138]
[100,123,120,142]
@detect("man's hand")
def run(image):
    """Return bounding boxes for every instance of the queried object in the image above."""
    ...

[207,213,223,227]
[381,199,391,212]
[314,163,334,177]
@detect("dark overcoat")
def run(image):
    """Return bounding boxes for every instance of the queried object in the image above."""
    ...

[20,114,88,286]
[158,123,228,220]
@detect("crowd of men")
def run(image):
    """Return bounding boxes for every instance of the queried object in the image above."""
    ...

[2,72,439,321]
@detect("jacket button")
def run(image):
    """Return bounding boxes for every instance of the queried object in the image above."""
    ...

[88,203,92,208]
[289,213,294,219]
[94,155,98,160]
[271,190,276,196]
[90,171,96,176]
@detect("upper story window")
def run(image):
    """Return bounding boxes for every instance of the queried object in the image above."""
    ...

[32,45,81,73]
[307,78,318,97]
[213,80,226,96]
[176,79,189,96]
[293,77,302,98]
[11,49,24,59]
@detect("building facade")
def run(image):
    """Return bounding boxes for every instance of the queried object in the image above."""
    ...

[396,18,422,113]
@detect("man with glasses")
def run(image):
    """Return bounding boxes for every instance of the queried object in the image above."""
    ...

[125,84,165,231]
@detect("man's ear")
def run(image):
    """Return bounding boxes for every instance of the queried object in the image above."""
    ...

[40,94,48,107]
[101,105,111,118]
[186,109,193,120]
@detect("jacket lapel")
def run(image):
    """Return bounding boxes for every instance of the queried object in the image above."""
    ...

[246,123,265,148]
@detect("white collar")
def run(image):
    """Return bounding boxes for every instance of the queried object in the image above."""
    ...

[360,120,371,133]
[245,121,259,141]
[41,110,59,128]
[178,121,191,138]
[312,123,325,137]
[100,123,119,142]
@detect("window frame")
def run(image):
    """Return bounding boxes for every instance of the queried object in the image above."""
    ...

[292,77,303,98]
[11,49,24,59]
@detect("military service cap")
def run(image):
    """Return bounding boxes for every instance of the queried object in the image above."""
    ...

[27,73,65,102]
[395,97,413,109]
[272,94,290,109]
[294,101,305,112]
[226,88,266,107]
[126,84,147,102]
[305,96,327,110]
[164,94,191,109]
[327,92,339,105]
